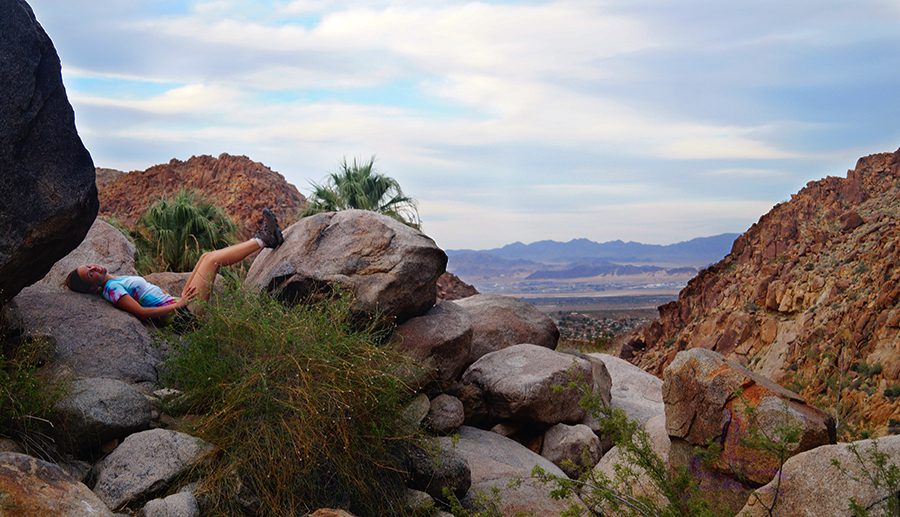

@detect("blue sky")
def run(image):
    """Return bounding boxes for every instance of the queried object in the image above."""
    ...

[26,0,900,250]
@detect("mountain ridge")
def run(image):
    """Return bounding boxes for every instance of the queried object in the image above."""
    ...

[622,147,900,437]
[447,233,740,266]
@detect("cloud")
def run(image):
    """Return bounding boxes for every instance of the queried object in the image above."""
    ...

[26,0,900,250]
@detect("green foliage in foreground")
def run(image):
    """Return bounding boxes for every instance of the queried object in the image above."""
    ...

[0,332,63,459]
[161,285,421,516]
[131,189,239,275]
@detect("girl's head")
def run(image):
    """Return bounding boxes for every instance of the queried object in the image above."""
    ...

[65,264,108,294]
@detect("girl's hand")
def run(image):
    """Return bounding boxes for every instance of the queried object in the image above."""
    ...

[179,285,199,307]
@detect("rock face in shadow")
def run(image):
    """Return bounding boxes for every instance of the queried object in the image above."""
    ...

[0,0,98,303]
[246,210,447,324]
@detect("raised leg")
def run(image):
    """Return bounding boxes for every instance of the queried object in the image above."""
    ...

[182,239,262,304]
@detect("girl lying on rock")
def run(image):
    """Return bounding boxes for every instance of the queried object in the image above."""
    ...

[65,208,283,332]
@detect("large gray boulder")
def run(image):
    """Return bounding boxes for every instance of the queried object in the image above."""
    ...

[5,284,161,386]
[456,344,608,428]
[0,0,98,303]
[540,423,602,478]
[246,210,447,324]
[52,378,153,452]
[589,353,664,425]
[38,219,137,288]
[453,294,559,363]
[93,429,212,510]
[0,452,113,517]
[390,300,473,390]
[739,435,900,517]
[435,426,587,516]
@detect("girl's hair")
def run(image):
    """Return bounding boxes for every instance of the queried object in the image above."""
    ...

[65,268,96,294]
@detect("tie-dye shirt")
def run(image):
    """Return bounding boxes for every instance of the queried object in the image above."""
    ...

[102,276,176,309]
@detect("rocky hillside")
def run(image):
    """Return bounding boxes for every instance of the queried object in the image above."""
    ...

[98,153,306,236]
[623,148,900,435]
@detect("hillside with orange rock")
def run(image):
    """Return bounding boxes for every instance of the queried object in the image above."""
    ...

[98,153,307,237]
[622,148,900,436]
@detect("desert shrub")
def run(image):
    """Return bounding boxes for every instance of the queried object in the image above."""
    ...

[161,285,421,516]
[131,189,239,275]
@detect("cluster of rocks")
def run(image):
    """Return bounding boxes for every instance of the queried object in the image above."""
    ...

[624,148,900,432]
[5,210,900,517]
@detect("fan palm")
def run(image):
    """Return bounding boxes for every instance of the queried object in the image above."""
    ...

[131,189,238,273]
[303,157,422,229]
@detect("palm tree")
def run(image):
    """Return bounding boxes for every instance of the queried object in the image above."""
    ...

[131,189,239,273]
[303,157,422,229]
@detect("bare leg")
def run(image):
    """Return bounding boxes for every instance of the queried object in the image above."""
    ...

[182,239,262,306]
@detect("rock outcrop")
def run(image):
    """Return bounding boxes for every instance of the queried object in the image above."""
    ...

[663,348,836,514]
[623,148,900,433]
[436,272,478,301]
[246,209,447,324]
[98,153,306,237]
[0,0,98,303]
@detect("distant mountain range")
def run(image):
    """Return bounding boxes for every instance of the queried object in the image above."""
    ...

[444,234,740,290]
[447,234,739,267]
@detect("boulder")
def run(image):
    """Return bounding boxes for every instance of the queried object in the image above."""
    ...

[739,435,900,517]
[540,423,602,478]
[390,300,473,390]
[140,491,200,517]
[403,441,471,503]
[93,429,212,510]
[590,353,664,425]
[663,349,835,471]
[0,0,98,303]
[427,394,465,435]
[400,393,431,433]
[435,426,587,516]
[454,294,559,362]
[663,348,836,513]
[52,378,153,452]
[0,452,113,517]
[5,284,161,386]
[246,210,447,324]
[456,344,602,428]
[38,219,136,288]
[593,414,671,507]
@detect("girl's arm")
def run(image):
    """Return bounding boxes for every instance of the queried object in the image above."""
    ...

[113,286,198,320]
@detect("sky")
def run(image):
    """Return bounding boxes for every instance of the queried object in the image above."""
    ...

[25,0,900,251]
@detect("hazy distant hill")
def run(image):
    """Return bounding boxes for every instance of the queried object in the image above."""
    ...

[447,234,739,267]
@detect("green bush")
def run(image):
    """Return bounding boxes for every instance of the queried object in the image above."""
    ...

[131,189,239,275]
[160,284,421,516]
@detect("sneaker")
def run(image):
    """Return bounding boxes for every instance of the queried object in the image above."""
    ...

[255,208,284,248]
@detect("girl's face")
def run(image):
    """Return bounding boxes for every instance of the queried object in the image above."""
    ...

[77,264,108,291]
